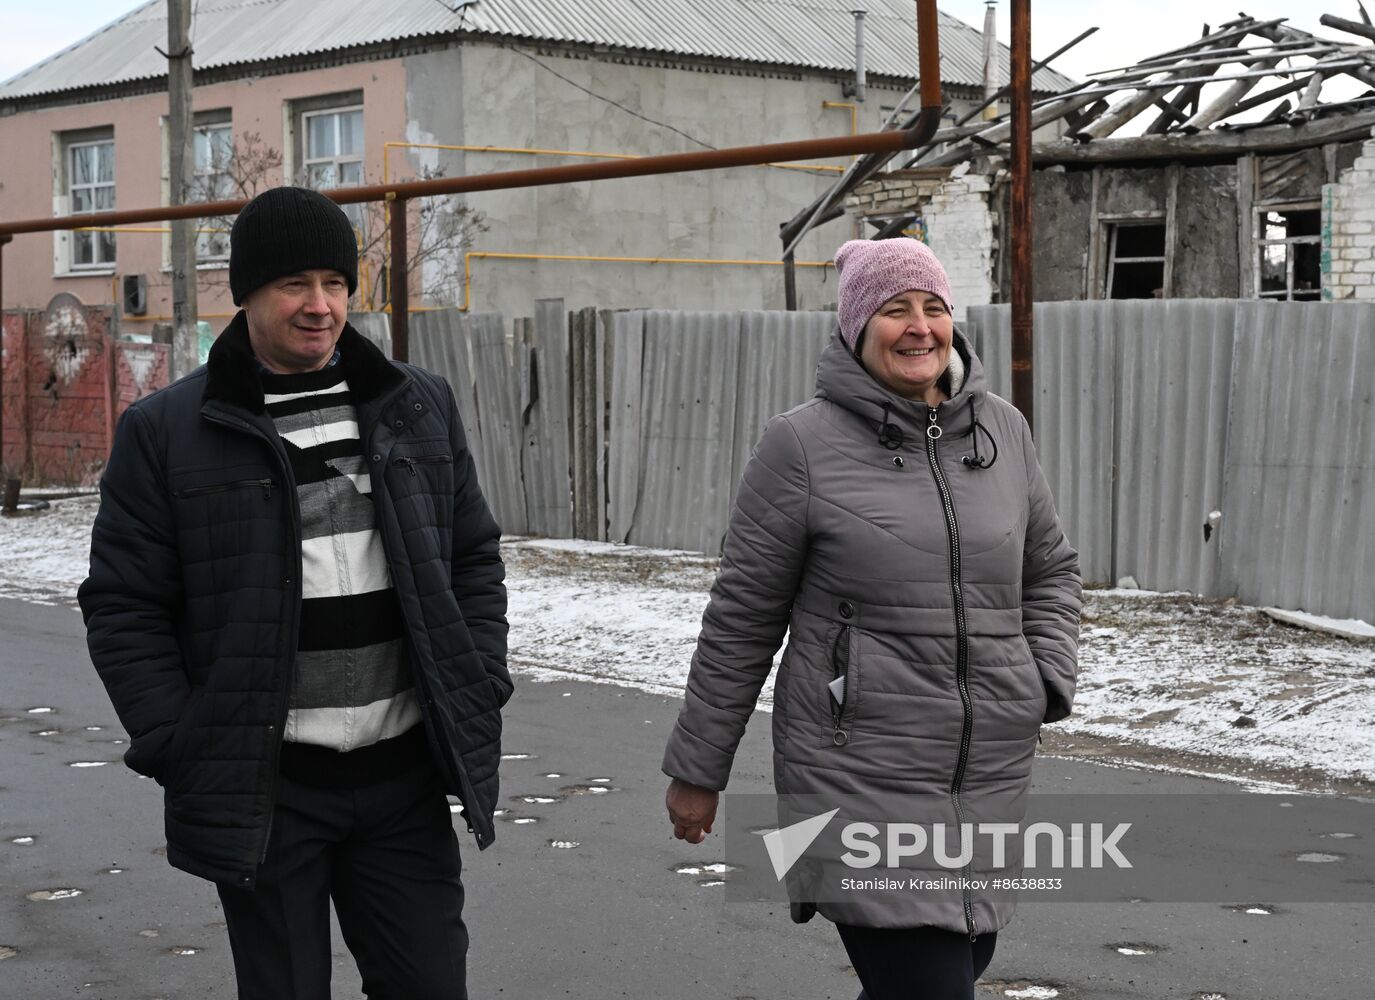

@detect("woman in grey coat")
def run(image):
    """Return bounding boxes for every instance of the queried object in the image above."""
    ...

[661,238,1081,999]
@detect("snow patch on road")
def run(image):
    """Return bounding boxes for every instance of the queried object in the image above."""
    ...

[26,888,82,901]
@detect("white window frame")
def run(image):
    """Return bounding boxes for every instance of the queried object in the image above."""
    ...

[192,120,234,261]
[68,137,116,270]
[301,104,364,191]
[1254,202,1322,302]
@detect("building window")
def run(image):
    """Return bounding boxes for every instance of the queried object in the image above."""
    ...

[192,121,234,260]
[290,94,364,230]
[302,106,363,190]
[1105,222,1167,299]
[1257,206,1321,301]
[69,137,116,269]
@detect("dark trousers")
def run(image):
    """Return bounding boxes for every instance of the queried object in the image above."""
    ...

[216,759,468,1000]
[837,924,998,1000]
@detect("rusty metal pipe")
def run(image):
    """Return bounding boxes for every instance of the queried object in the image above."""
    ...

[776,0,944,299]
[0,128,940,237]
[388,197,409,363]
[1010,0,1034,434]
[916,0,943,111]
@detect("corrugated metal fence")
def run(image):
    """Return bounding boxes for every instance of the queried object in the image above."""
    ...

[379,299,1372,620]
[967,299,1374,620]
[396,303,835,554]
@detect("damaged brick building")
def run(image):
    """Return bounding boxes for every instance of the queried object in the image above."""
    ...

[835,11,1375,311]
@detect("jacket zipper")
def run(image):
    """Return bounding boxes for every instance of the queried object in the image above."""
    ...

[200,410,300,876]
[369,387,484,844]
[830,624,854,745]
[176,478,275,499]
[926,405,979,940]
[392,454,453,476]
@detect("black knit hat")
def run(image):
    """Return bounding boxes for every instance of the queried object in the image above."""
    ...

[229,186,359,305]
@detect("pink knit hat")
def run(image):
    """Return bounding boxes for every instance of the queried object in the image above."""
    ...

[834,238,954,352]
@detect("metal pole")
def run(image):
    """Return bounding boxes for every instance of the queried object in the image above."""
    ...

[388,197,409,363]
[776,0,944,279]
[1010,0,1034,435]
[783,252,797,311]
[166,0,199,379]
[982,1,1000,121]
[851,10,868,103]
[954,27,1098,127]
[0,234,9,484]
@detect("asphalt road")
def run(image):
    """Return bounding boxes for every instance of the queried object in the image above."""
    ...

[1,597,1372,1000]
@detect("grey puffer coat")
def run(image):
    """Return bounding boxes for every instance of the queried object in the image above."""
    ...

[662,330,1080,934]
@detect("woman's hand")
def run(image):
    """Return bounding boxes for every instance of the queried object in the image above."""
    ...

[666,778,719,844]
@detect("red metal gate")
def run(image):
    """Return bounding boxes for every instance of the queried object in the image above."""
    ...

[1,296,168,485]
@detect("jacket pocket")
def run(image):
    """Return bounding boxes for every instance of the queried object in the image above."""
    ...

[174,478,275,500]
[392,454,453,476]
[163,688,204,792]
[821,624,860,749]
[488,674,514,710]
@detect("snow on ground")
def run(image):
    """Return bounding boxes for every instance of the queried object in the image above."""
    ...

[1261,606,1375,641]
[4,497,1373,786]
[502,538,783,703]
[1072,590,1375,785]
[0,495,98,606]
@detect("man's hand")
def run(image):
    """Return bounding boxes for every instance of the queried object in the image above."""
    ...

[666,778,719,844]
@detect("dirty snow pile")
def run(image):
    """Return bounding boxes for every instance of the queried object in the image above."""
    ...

[4,497,1372,785]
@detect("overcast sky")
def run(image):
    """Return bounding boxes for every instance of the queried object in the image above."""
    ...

[0,1,1367,86]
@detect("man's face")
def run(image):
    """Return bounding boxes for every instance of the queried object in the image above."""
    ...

[242,269,349,374]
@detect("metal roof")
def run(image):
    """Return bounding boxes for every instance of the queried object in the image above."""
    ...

[0,0,1075,102]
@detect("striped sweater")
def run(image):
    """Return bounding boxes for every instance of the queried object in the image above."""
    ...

[260,364,420,752]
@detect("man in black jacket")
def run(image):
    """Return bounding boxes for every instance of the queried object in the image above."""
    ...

[79,186,511,1000]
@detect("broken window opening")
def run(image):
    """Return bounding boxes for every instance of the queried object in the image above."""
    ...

[1106,221,1167,300]
[1256,206,1321,302]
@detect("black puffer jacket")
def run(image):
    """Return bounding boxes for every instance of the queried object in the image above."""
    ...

[78,314,511,888]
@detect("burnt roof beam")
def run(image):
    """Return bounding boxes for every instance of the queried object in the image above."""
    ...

[1250,19,1375,91]
[1145,86,1202,133]
[1032,104,1375,162]
[1093,17,1281,73]
[1319,13,1375,44]
[1182,55,1284,129]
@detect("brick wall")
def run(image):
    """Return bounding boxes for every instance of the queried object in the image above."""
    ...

[847,167,999,320]
[922,172,997,320]
[1323,130,1375,301]
[1,302,168,484]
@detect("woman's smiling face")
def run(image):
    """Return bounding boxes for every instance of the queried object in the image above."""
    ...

[858,289,954,405]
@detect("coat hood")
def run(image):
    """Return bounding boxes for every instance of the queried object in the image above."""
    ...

[815,325,989,445]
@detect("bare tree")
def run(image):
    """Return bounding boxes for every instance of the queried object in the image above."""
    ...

[349,166,488,312]
[193,130,282,283]
[176,133,485,310]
